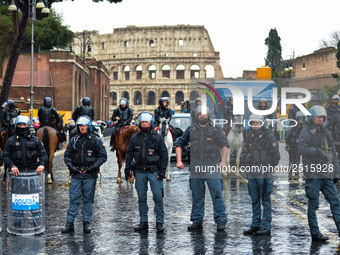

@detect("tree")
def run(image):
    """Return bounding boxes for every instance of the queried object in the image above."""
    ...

[0,0,123,110]
[265,28,282,75]
[320,30,340,48]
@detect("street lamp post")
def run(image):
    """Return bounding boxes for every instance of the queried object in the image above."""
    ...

[73,32,93,98]
[9,0,49,133]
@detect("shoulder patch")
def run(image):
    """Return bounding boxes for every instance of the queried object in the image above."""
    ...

[272,142,277,147]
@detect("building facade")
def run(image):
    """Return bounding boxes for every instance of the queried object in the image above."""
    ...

[73,25,224,116]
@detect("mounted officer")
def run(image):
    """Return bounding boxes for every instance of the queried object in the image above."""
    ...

[110,98,133,151]
[154,97,172,127]
[62,116,107,234]
[243,114,280,236]
[257,98,275,120]
[0,99,20,135]
[38,97,61,129]
[190,97,202,123]
[3,115,47,177]
[326,94,340,121]
[223,96,234,128]
[72,97,95,122]
[176,105,229,232]
[298,105,340,242]
[124,111,168,233]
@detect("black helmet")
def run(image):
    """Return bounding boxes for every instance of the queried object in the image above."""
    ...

[159,97,169,107]
[43,97,52,107]
[6,99,15,110]
[82,97,91,106]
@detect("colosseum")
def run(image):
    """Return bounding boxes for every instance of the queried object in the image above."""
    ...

[73,25,224,116]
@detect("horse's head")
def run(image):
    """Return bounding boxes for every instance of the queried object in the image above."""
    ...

[232,115,243,134]
[159,117,170,137]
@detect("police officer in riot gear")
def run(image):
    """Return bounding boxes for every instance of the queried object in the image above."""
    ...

[257,98,275,120]
[298,105,340,242]
[176,105,229,232]
[154,97,172,126]
[62,116,107,234]
[72,97,95,122]
[326,95,340,121]
[3,115,47,177]
[0,99,21,135]
[124,111,168,233]
[288,96,303,125]
[285,111,306,179]
[110,98,133,151]
[223,96,234,127]
[38,97,61,129]
[243,114,280,236]
[190,97,202,123]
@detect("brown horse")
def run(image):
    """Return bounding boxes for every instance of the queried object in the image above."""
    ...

[36,114,65,184]
[0,118,16,181]
[114,125,139,183]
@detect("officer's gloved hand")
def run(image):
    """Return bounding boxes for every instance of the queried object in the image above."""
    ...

[125,169,131,181]
[69,166,80,175]
[334,178,339,184]
[158,171,166,180]
[86,166,97,174]
[318,148,328,163]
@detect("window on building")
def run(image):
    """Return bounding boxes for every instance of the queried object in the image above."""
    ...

[162,65,170,78]
[122,91,129,101]
[190,65,200,79]
[176,64,185,79]
[102,42,105,49]
[149,40,155,46]
[179,39,184,46]
[111,92,117,105]
[136,65,143,80]
[175,91,184,105]
[124,66,130,80]
[124,41,129,47]
[147,91,156,105]
[134,91,142,105]
[149,65,156,79]
[113,72,118,80]
[302,63,306,70]
[205,65,215,78]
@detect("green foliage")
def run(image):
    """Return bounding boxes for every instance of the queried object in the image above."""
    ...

[324,83,340,105]
[22,10,74,52]
[265,28,282,73]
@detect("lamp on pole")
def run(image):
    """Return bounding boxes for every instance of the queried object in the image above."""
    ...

[9,0,49,133]
[73,32,93,98]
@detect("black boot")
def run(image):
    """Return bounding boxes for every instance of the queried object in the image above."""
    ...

[188,222,203,231]
[61,222,74,234]
[256,227,271,235]
[312,232,329,242]
[83,222,91,233]
[134,222,148,232]
[244,226,260,235]
[216,222,226,231]
[156,223,164,233]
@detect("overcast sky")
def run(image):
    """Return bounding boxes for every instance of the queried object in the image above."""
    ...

[53,0,340,78]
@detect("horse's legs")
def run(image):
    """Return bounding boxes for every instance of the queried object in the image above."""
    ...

[166,147,171,182]
[235,146,243,177]
[223,147,232,179]
[116,150,123,183]
[47,153,53,184]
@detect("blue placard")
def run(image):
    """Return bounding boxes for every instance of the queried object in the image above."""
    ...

[12,194,39,211]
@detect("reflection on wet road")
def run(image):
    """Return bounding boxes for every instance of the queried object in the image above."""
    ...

[0,141,339,254]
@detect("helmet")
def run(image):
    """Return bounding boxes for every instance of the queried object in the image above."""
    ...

[82,97,91,106]
[297,95,303,99]
[248,114,265,128]
[296,111,306,124]
[159,97,169,107]
[138,111,153,123]
[76,115,93,132]
[43,97,52,107]
[195,97,202,105]
[15,115,30,128]
[195,105,211,117]
[120,98,128,106]
[332,95,340,100]
[6,99,15,110]
[260,98,267,102]
[307,105,327,123]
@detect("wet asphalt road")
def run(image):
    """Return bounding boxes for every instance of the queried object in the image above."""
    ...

[0,141,340,254]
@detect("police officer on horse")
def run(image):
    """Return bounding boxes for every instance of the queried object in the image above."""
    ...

[298,105,340,242]
[0,99,20,135]
[176,105,229,231]
[62,116,107,234]
[154,97,172,127]
[110,98,133,151]
[125,111,168,233]
[190,97,202,123]
[72,97,95,121]
[243,114,280,236]
[3,115,47,177]
[326,95,340,121]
